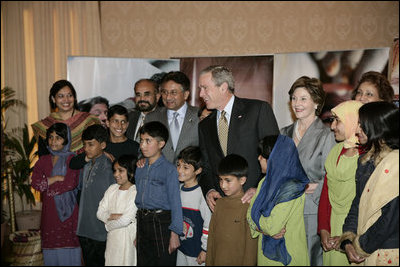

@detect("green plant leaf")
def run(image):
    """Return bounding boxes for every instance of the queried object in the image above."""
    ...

[2,123,38,208]
[1,87,26,131]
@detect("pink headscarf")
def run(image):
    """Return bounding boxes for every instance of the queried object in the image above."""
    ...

[331,100,363,148]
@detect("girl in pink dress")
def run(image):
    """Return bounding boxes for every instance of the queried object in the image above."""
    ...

[31,122,81,266]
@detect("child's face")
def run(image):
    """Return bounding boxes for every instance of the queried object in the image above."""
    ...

[48,131,65,152]
[106,114,128,139]
[140,133,164,161]
[219,174,246,197]
[177,159,201,186]
[258,155,268,174]
[113,162,131,187]
[83,139,106,159]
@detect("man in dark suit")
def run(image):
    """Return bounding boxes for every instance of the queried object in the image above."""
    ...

[146,71,199,164]
[126,79,161,142]
[198,65,279,211]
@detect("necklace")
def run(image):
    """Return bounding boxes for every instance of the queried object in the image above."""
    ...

[294,122,302,141]
[295,117,317,142]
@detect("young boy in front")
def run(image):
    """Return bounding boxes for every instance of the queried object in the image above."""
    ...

[176,146,211,266]
[135,121,183,266]
[206,154,258,266]
[76,124,115,266]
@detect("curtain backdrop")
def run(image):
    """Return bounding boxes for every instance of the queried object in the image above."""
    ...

[1,1,102,133]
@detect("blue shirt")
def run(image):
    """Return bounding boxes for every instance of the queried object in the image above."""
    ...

[167,102,188,134]
[135,154,183,235]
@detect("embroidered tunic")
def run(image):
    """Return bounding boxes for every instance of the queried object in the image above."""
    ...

[31,154,80,249]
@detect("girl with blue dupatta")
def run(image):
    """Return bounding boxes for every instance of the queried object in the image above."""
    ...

[247,135,310,266]
[31,122,81,266]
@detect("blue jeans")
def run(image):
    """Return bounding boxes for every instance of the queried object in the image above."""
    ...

[42,247,81,266]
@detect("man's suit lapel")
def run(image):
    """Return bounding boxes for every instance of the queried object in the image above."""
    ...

[144,105,162,124]
[132,112,140,131]
[127,110,140,140]
[160,108,173,151]
[131,111,140,127]
[228,97,245,154]
[176,106,195,150]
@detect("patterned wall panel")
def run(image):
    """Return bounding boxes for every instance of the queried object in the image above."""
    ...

[100,1,399,58]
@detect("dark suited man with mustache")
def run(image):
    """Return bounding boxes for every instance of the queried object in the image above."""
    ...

[126,79,161,142]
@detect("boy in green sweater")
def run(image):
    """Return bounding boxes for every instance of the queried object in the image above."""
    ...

[206,154,257,266]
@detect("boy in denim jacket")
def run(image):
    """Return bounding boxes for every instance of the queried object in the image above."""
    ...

[135,121,183,266]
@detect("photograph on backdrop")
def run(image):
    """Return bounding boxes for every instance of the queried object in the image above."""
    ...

[67,56,180,107]
[66,49,394,131]
[273,47,390,129]
[389,38,399,107]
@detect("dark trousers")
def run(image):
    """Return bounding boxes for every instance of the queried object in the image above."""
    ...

[137,210,177,266]
[78,236,106,266]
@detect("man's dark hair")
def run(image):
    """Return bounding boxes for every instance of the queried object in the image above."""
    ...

[161,71,190,92]
[134,79,159,93]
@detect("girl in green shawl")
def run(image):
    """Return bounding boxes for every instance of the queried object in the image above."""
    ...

[317,100,363,266]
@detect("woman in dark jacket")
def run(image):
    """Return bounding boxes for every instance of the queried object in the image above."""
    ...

[339,101,399,265]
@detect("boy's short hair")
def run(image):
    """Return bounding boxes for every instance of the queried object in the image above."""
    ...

[107,104,128,120]
[258,135,279,159]
[46,122,69,146]
[177,146,202,171]
[139,121,169,143]
[82,124,108,143]
[217,154,248,178]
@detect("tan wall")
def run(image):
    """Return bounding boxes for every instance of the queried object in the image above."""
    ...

[100,1,399,58]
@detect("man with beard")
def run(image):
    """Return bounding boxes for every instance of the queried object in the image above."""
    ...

[126,79,161,142]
